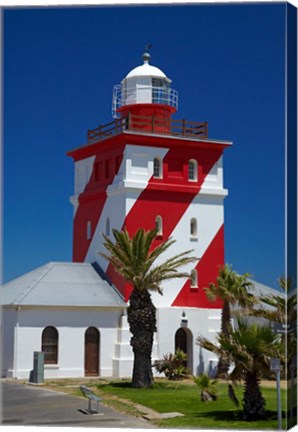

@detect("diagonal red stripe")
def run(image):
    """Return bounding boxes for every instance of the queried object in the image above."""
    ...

[171,225,225,308]
[106,144,225,302]
[72,148,124,262]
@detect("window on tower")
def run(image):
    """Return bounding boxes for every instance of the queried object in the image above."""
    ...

[106,218,111,237]
[190,218,198,238]
[155,215,163,236]
[87,221,92,240]
[190,269,198,288]
[188,160,198,181]
[153,157,162,178]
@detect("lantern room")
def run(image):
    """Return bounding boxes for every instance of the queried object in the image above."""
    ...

[112,49,178,131]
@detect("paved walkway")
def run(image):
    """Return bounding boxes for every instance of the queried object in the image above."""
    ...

[1,381,156,428]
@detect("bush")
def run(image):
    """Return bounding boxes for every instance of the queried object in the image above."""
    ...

[193,374,218,401]
[154,349,188,380]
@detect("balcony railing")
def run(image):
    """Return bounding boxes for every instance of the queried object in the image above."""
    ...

[112,84,178,118]
[87,114,208,144]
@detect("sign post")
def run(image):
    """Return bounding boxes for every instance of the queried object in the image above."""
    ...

[290,355,297,427]
[270,358,282,431]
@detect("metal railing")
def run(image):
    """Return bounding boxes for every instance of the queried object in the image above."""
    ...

[112,84,178,118]
[87,114,208,144]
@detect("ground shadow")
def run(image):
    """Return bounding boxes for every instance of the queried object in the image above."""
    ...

[194,409,280,423]
[100,381,133,389]
[194,410,243,422]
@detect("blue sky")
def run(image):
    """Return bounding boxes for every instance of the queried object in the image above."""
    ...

[3,3,286,289]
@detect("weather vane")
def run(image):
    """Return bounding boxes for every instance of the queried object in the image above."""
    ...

[143,44,152,63]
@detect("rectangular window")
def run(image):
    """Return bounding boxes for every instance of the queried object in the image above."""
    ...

[153,158,162,178]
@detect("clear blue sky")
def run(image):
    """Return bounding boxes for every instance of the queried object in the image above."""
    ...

[3,3,286,289]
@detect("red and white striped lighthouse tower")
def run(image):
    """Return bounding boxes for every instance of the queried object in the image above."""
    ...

[68,49,231,374]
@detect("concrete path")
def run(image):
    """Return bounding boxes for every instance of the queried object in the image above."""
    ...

[1,381,156,428]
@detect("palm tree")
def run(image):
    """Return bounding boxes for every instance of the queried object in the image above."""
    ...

[100,227,196,388]
[204,264,257,378]
[250,276,296,378]
[252,276,296,324]
[197,318,283,420]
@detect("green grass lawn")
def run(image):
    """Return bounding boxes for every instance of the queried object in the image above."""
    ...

[95,379,287,429]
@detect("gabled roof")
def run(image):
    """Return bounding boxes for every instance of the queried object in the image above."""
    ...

[1,262,126,308]
[248,279,284,298]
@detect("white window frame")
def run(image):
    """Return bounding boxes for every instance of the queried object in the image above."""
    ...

[188,159,198,182]
[155,215,163,236]
[87,221,92,240]
[106,218,111,237]
[153,157,162,178]
[190,269,198,288]
[190,218,198,239]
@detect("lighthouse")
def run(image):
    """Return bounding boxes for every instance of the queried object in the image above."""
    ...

[67,49,231,374]
[2,50,279,381]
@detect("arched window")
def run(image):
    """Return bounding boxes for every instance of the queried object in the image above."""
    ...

[106,218,110,236]
[190,218,197,238]
[188,159,198,181]
[42,326,58,365]
[190,269,198,288]
[87,221,92,240]
[155,215,163,236]
[153,157,162,178]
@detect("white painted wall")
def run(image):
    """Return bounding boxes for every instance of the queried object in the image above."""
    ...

[156,306,221,377]
[1,309,17,377]
[3,305,222,380]
[2,307,124,380]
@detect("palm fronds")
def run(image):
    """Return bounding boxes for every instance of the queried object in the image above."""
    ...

[100,227,197,293]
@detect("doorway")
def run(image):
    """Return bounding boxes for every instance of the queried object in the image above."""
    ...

[175,327,193,373]
[84,327,100,376]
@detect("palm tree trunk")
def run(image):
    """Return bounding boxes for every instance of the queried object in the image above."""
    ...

[216,300,231,379]
[242,371,266,421]
[128,289,157,388]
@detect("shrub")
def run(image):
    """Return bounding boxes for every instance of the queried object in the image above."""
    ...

[154,349,188,380]
[193,374,218,401]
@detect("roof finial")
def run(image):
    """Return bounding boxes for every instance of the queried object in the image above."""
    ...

[143,44,152,63]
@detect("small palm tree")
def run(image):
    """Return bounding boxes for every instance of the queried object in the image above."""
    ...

[204,264,257,378]
[193,374,218,401]
[100,227,196,388]
[197,318,283,420]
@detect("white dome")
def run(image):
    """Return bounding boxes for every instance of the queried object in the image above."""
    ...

[126,62,168,80]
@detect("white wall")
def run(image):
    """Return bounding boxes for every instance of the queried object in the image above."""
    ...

[1,308,17,377]
[2,307,123,380]
[3,306,222,380]
[156,307,221,377]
